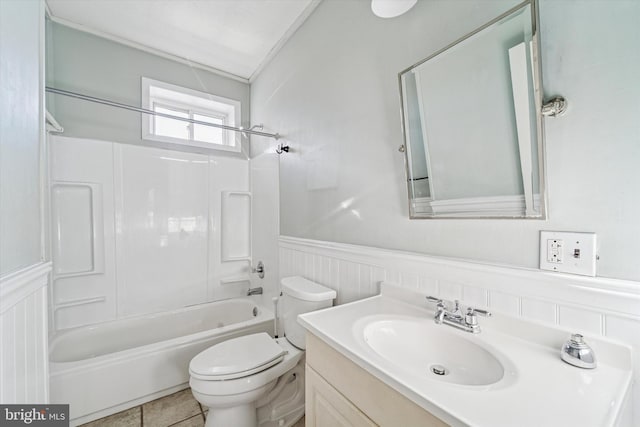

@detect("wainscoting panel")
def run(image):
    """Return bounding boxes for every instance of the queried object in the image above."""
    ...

[0,262,51,403]
[279,236,640,424]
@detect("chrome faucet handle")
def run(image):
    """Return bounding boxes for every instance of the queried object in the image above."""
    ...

[426,296,442,304]
[464,307,492,331]
[466,307,492,317]
[427,296,447,324]
[426,296,448,311]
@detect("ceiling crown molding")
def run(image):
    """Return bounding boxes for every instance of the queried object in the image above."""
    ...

[45,5,249,84]
[249,0,323,83]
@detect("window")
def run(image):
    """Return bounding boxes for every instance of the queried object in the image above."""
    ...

[141,77,241,152]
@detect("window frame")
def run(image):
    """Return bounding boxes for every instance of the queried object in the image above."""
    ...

[141,77,242,153]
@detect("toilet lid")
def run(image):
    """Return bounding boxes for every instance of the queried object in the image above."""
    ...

[189,333,286,380]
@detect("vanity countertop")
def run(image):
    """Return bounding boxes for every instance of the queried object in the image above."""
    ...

[298,284,633,427]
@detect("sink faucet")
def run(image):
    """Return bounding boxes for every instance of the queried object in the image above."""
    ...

[426,296,491,334]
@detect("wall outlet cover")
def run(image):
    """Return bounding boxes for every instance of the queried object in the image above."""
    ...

[539,231,597,277]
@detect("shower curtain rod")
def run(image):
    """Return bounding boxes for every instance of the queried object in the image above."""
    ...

[45,86,280,140]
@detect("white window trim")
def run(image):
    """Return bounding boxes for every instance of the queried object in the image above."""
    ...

[141,77,242,153]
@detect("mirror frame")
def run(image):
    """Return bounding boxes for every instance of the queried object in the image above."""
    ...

[398,0,547,220]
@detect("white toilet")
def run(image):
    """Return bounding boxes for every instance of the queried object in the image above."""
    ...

[189,276,336,427]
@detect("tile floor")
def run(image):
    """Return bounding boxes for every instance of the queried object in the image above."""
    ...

[80,388,306,427]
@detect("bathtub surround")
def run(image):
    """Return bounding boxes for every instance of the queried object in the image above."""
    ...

[250,152,281,303]
[0,0,51,405]
[45,17,282,330]
[49,135,255,330]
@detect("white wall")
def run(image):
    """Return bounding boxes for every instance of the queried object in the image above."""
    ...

[46,21,251,157]
[50,136,252,331]
[0,0,44,276]
[251,0,640,282]
[0,0,50,404]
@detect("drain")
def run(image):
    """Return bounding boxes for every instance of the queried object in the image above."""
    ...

[430,364,448,376]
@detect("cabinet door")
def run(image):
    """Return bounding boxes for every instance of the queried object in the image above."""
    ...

[306,365,377,427]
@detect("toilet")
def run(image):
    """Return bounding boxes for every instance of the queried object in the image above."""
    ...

[189,276,336,427]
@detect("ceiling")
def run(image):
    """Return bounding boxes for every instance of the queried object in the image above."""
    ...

[46,0,319,81]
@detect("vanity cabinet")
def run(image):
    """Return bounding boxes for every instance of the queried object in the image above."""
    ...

[304,333,449,427]
[306,365,376,427]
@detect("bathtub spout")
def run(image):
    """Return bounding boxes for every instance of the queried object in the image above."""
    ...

[247,287,263,296]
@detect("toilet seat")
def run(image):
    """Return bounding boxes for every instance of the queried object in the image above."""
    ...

[190,333,286,381]
[189,337,303,398]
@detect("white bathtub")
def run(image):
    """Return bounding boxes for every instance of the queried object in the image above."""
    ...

[49,298,273,425]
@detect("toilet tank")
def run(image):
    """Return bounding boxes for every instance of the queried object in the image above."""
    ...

[281,276,336,349]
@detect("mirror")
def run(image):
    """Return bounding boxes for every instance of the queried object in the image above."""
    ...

[399,0,546,219]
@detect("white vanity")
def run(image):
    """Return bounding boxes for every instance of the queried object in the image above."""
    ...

[298,284,633,427]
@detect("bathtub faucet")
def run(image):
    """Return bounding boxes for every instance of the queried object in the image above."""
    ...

[247,287,263,296]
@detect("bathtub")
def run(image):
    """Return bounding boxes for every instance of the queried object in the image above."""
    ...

[49,298,273,425]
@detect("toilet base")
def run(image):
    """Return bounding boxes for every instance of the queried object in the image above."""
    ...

[200,360,306,427]
[257,362,305,427]
[205,404,256,427]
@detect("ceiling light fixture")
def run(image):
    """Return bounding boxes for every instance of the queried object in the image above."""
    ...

[371,0,418,18]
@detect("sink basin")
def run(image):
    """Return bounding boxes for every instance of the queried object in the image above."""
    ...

[363,317,508,386]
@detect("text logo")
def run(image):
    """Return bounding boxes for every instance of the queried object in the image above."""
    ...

[1,405,69,426]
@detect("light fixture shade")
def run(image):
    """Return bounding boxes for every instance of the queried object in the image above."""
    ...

[371,0,418,18]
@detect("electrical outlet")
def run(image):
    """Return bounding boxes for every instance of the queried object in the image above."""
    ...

[539,231,597,276]
[546,238,563,263]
